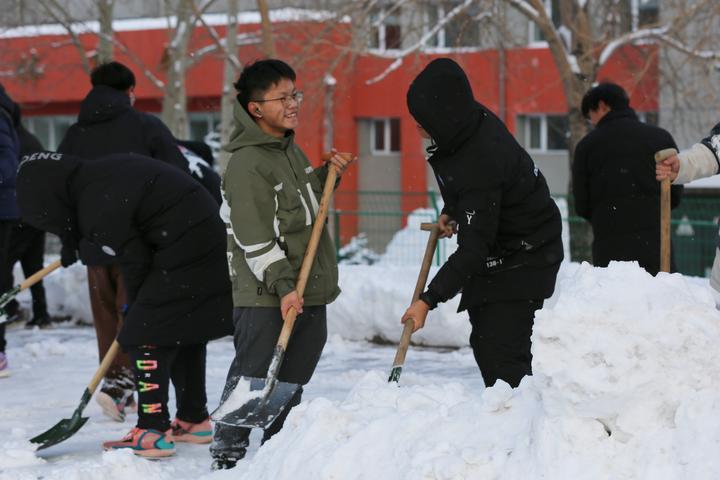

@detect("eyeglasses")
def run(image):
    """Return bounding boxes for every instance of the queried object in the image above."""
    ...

[254,91,304,106]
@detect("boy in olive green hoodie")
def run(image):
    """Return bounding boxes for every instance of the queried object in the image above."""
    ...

[211,59,353,470]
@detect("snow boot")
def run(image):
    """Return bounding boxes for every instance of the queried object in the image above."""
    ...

[25,316,52,329]
[211,451,245,470]
[171,417,212,444]
[0,352,9,378]
[103,427,175,458]
[96,366,136,422]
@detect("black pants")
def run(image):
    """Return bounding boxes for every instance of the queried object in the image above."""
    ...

[6,223,48,320]
[0,220,16,353]
[211,305,327,459]
[468,299,543,388]
[128,343,209,432]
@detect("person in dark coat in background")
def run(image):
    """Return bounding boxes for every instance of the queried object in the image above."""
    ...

[4,100,55,328]
[17,151,233,458]
[402,58,564,389]
[0,83,20,378]
[58,61,188,421]
[572,82,683,275]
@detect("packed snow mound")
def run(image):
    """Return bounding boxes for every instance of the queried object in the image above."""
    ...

[330,266,468,347]
[224,262,720,480]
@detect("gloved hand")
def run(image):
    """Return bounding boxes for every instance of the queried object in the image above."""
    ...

[60,243,78,267]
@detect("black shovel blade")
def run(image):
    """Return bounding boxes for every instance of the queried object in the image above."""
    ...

[30,412,89,450]
[211,376,300,429]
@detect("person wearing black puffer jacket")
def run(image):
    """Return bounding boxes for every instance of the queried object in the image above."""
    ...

[17,151,233,458]
[57,61,188,421]
[572,82,683,275]
[402,58,564,389]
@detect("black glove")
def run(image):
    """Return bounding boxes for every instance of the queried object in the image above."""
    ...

[60,243,78,267]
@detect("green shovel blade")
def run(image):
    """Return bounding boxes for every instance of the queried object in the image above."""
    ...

[30,389,92,450]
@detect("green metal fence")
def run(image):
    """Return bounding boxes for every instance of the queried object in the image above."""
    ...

[330,191,720,276]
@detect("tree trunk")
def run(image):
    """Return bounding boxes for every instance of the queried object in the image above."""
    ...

[97,0,114,63]
[218,0,240,173]
[161,0,194,139]
[256,0,276,58]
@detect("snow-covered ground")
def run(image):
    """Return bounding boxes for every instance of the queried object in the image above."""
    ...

[3,259,720,479]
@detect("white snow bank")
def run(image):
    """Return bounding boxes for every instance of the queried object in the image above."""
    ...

[13,256,92,324]
[330,265,469,347]
[222,262,720,479]
[0,429,45,471]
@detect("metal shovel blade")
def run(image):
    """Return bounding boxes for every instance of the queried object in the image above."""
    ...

[30,410,89,451]
[211,376,299,429]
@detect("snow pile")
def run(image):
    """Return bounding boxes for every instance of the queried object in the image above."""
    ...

[13,257,92,324]
[0,429,45,472]
[224,262,720,479]
[377,208,457,266]
[330,266,468,347]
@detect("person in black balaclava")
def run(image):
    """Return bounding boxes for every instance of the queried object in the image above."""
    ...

[402,58,564,388]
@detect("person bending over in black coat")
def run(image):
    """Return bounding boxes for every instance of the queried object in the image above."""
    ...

[572,82,683,275]
[17,152,233,458]
[402,58,564,388]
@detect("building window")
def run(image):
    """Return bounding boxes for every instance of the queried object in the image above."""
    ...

[425,1,481,48]
[528,0,561,45]
[23,115,75,150]
[188,111,221,143]
[638,111,659,126]
[637,0,659,28]
[371,118,401,154]
[520,114,569,152]
[369,6,402,50]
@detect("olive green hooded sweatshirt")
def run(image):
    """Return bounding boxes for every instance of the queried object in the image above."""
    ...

[220,102,340,307]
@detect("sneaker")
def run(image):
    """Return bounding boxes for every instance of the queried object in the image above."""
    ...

[171,417,212,444]
[103,427,175,458]
[25,316,52,329]
[96,367,136,422]
[0,352,10,378]
[211,452,244,470]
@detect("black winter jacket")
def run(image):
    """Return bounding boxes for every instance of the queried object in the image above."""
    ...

[572,109,683,275]
[16,152,233,347]
[57,85,189,265]
[407,58,563,311]
[0,85,19,220]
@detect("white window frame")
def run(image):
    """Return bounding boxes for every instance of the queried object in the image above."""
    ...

[522,114,568,153]
[370,118,401,155]
[423,1,480,49]
[369,6,402,52]
[24,115,76,151]
[528,0,552,48]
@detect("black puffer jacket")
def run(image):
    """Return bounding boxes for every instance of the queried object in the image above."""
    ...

[407,58,563,311]
[572,108,683,275]
[16,152,233,347]
[57,85,189,265]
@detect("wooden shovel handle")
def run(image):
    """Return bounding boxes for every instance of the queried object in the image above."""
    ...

[277,162,341,350]
[655,148,677,273]
[20,259,62,291]
[392,223,440,368]
[88,340,121,393]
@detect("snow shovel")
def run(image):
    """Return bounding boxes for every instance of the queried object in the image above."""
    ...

[212,157,345,429]
[388,222,440,383]
[30,339,121,450]
[0,259,61,324]
[655,148,677,273]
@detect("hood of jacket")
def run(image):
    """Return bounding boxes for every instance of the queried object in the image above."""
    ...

[224,101,294,153]
[78,85,132,125]
[16,152,82,238]
[406,58,482,154]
